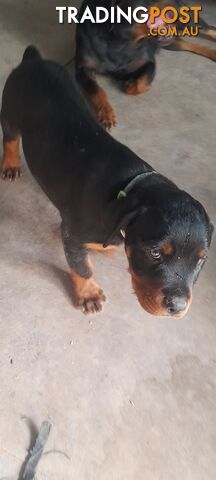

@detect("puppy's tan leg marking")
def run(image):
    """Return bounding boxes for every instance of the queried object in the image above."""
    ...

[173,38,216,62]
[71,269,106,315]
[1,135,22,181]
[200,27,216,42]
[86,243,119,255]
[89,87,116,131]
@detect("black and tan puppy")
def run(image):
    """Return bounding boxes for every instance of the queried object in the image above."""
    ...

[1,47,213,317]
[76,0,216,128]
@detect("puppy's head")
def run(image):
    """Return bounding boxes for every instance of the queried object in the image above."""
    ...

[105,189,213,318]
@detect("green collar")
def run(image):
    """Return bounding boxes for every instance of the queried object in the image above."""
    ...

[117,170,157,200]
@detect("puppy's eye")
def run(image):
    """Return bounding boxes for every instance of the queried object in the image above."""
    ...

[150,249,161,260]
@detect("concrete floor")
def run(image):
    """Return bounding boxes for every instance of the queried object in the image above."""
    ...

[0,1,216,479]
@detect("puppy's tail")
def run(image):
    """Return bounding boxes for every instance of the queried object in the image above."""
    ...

[22,45,42,63]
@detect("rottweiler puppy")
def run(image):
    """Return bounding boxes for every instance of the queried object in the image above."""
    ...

[76,0,216,129]
[1,47,214,317]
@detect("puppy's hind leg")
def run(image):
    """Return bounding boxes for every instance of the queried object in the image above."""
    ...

[1,118,21,181]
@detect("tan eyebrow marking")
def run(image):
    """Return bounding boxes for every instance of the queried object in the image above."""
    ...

[162,243,173,255]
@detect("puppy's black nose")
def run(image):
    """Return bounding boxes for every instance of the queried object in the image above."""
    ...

[164,296,187,315]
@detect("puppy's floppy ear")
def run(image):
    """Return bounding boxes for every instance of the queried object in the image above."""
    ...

[103,196,140,248]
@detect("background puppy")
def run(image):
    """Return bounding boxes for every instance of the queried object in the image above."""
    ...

[76,0,216,129]
[1,47,214,316]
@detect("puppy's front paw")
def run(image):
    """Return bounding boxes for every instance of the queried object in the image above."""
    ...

[1,166,22,181]
[77,291,106,315]
[96,103,116,131]
[123,77,150,95]
[72,276,106,315]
